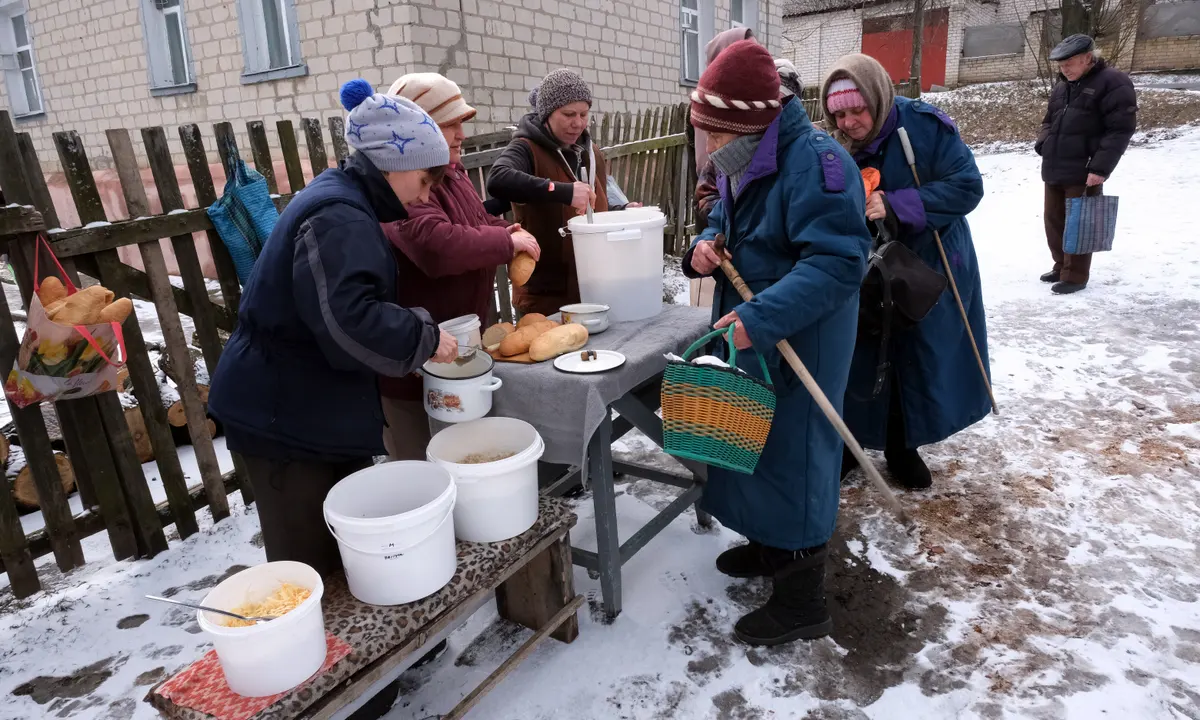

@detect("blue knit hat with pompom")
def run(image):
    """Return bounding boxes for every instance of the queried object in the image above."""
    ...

[339,79,449,173]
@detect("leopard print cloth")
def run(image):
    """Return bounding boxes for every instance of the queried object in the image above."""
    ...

[148,496,576,720]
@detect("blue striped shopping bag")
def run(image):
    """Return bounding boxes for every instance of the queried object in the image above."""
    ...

[206,157,279,285]
[1063,194,1119,255]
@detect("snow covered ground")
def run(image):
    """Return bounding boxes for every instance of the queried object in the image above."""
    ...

[2,131,1199,719]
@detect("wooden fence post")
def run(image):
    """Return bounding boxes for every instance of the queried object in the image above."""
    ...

[140,127,229,523]
[328,117,349,164]
[277,120,306,193]
[245,121,279,196]
[52,130,169,557]
[302,118,329,178]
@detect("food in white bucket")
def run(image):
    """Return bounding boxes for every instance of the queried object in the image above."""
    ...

[223,583,312,627]
[197,561,326,698]
[323,462,457,606]
[427,418,544,543]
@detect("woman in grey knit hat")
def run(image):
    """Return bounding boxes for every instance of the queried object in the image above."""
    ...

[486,69,613,316]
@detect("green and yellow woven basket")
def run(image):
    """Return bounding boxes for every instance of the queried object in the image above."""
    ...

[662,327,777,474]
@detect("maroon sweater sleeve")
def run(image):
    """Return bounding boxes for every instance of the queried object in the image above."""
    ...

[385,194,514,279]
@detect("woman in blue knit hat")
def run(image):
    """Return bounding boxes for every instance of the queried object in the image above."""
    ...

[210,80,456,579]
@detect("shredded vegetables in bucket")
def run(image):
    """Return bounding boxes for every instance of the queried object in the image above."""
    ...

[224,583,312,627]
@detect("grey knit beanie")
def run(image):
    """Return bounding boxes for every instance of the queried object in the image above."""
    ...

[339,79,449,173]
[535,69,592,122]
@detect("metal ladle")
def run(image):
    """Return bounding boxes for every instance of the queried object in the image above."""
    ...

[145,594,275,624]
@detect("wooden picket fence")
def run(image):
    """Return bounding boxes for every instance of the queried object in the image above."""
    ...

[0,102,697,599]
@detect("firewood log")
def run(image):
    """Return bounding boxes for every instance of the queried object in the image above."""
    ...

[10,450,75,510]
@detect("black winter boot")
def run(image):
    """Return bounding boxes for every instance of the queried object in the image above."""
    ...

[734,545,832,646]
[716,540,771,578]
[1051,281,1087,295]
[885,447,932,489]
[1040,270,1060,283]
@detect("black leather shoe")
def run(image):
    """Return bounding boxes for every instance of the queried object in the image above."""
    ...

[1040,270,1060,283]
[1051,281,1087,295]
[885,447,933,489]
[734,545,832,646]
[716,541,771,578]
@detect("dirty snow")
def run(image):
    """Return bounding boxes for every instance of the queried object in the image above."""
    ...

[2,131,1200,719]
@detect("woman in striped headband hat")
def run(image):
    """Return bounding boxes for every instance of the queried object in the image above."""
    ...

[821,54,990,492]
[683,39,872,647]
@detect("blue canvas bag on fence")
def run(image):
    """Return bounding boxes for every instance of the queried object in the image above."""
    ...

[206,157,279,285]
[1062,194,1119,255]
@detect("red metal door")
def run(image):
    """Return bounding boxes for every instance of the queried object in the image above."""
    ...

[860,8,948,90]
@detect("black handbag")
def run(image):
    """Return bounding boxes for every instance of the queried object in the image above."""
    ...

[857,219,947,397]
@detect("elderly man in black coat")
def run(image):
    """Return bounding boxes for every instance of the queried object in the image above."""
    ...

[1035,34,1137,294]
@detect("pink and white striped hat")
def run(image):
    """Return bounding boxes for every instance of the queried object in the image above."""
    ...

[826,78,867,113]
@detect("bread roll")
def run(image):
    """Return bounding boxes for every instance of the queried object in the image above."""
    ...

[36,276,68,307]
[529,323,589,362]
[517,312,548,329]
[498,320,558,357]
[98,297,134,324]
[482,322,516,348]
[510,252,536,287]
[47,285,115,325]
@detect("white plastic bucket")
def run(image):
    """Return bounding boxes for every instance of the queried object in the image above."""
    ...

[439,314,482,357]
[322,462,457,606]
[568,207,666,322]
[197,561,326,698]
[426,418,544,543]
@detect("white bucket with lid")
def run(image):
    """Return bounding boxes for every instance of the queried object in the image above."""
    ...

[426,418,544,543]
[197,561,326,697]
[439,314,482,356]
[322,462,457,605]
[567,207,666,322]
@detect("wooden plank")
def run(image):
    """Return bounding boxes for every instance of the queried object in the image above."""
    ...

[599,113,611,152]
[277,120,306,193]
[0,111,33,205]
[141,127,224,373]
[179,124,242,314]
[212,122,239,179]
[632,107,658,202]
[51,131,169,558]
[496,533,579,643]
[106,128,202,538]
[15,133,61,228]
[328,117,349,164]
[302,118,329,177]
[47,197,293,260]
[1,233,85,572]
[444,595,585,720]
[55,398,139,560]
[246,121,279,195]
[495,264,513,325]
[140,127,229,523]
[653,106,674,208]
[460,146,505,171]
[0,414,39,595]
[0,205,45,236]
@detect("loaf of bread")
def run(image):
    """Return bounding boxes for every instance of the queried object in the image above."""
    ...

[510,252,536,287]
[98,297,134,324]
[482,322,516,348]
[529,323,589,362]
[47,285,115,326]
[517,312,548,329]
[498,320,558,357]
[36,276,68,307]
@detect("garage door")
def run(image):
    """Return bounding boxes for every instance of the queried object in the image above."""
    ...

[861,8,949,91]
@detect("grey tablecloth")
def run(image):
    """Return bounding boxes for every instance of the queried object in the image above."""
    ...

[490,305,713,466]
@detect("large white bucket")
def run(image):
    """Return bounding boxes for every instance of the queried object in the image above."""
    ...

[323,462,457,606]
[197,561,326,697]
[568,207,666,322]
[426,418,544,543]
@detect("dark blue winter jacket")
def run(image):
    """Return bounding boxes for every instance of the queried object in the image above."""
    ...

[683,98,871,550]
[209,153,439,461]
[842,97,991,449]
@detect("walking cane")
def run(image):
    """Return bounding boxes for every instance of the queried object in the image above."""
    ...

[711,234,914,531]
[896,128,999,415]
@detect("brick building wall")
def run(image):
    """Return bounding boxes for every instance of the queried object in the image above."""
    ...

[0,0,781,175]
[781,6,861,88]
[1132,33,1200,70]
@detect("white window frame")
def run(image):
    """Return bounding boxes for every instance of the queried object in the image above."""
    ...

[140,0,196,96]
[0,3,43,118]
[681,0,701,85]
[236,0,306,84]
[732,0,759,30]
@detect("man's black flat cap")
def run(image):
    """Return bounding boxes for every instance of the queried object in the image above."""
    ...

[1050,34,1095,61]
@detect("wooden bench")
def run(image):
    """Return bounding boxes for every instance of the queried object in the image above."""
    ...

[148,496,579,720]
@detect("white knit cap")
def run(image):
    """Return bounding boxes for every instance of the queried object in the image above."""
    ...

[387,72,477,127]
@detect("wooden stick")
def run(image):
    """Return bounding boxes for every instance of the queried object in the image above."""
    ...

[896,128,998,415]
[711,234,913,530]
[442,594,585,720]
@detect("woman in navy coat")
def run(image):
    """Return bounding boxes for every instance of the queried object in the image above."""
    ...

[822,54,990,489]
[683,41,870,646]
